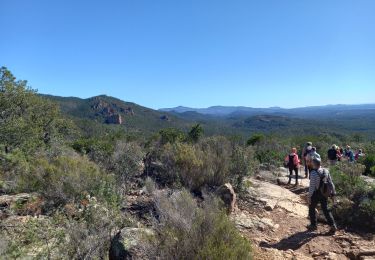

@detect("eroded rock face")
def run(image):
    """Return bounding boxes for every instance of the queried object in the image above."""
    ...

[106,114,123,124]
[109,227,154,260]
[216,183,237,213]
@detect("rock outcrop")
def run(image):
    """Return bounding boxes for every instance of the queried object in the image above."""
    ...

[216,183,236,213]
[106,114,123,124]
[0,193,42,219]
[91,96,135,124]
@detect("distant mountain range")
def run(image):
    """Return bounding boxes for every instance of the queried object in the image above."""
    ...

[160,104,375,118]
[42,94,375,139]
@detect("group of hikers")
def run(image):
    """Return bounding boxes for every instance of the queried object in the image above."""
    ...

[283,142,365,234]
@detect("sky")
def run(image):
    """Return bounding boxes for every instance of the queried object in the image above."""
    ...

[1,0,374,109]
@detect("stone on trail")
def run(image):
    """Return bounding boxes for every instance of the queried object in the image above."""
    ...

[216,183,237,213]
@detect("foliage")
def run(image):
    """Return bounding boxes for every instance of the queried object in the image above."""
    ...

[187,123,204,143]
[159,128,186,145]
[1,150,121,210]
[111,141,145,190]
[1,195,124,259]
[0,67,73,153]
[253,136,289,166]
[230,146,259,192]
[330,163,375,231]
[246,133,265,146]
[359,154,375,176]
[150,189,252,260]
[147,136,257,192]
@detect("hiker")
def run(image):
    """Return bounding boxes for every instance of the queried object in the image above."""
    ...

[302,142,313,178]
[307,158,337,233]
[310,147,321,160]
[327,144,338,165]
[336,146,342,162]
[355,149,365,161]
[346,146,355,163]
[344,145,350,158]
[284,148,300,185]
[306,147,320,177]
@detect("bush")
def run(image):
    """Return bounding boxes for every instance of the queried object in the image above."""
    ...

[147,136,257,192]
[330,163,375,231]
[150,189,252,259]
[230,146,259,192]
[159,128,186,145]
[1,150,120,210]
[72,138,114,169]
[111,141,145,184]
[246,133,265,146]
[253,137,289,166]
[187,123,204,143]
[359,154,375,176]
[2,195,124,259]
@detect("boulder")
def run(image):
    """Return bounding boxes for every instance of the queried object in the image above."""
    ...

[109,227,154,260]
[0,193,42,218]
[216,183,236,213]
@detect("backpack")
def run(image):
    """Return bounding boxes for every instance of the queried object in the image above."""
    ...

[288,154,296,168]
[318,169,335,198]
[327,148,337,160]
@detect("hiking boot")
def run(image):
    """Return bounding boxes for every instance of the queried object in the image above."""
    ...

[306,224,317,231]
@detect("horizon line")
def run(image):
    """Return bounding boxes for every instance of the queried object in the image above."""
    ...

[41,92,375,111]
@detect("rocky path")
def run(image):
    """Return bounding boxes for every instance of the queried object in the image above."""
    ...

[232,169,375,260]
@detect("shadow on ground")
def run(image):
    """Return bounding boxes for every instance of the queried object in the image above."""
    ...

[259,230,332,251]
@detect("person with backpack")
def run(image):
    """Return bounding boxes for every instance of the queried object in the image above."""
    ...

[302,142,313,178]
[306,147,320,178]
[346,146,355,163]
[307,158,337,233]
[284,148,300,185]
[327,144,338,165]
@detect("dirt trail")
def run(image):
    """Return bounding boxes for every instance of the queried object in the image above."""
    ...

[233,169,375,260]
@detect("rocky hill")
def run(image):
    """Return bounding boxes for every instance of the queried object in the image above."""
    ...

[43,94,192,135]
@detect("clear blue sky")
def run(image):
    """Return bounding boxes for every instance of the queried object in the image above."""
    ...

[1,0,374,109]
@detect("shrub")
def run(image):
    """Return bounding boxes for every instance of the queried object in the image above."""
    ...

[359,154,375,176]
[159,128,186,145]
[187,123,204,143]
[2,151,120,210]
[2,196,124,259]
[230,146,259,192]
[330,163,375,231]
[150,189,252,259]
[71,138,114,168]
[253,137,289,166]
[246,133,265,146]
[111,141,145,184]
[147,136,258,192]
